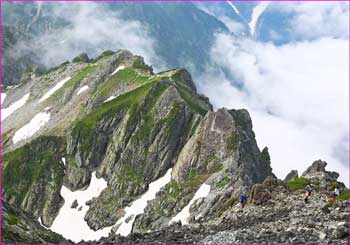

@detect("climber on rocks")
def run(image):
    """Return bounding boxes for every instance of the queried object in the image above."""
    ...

[330,187,340,201]
[304,184,312,204]
[239,193,247,208]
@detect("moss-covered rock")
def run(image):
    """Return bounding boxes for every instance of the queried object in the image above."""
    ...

[2,201,70,244]
[3,136,65,227]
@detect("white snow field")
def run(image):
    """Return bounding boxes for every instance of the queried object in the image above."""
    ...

[50,172,111,242]
[39,77,71,102]
[38,217,48,229]
[227,1,240,15]
[1,93,6,104]
[1,93,30,121]
[51,168,172,241]
[104,95,116,103]
[12,110,51,144]
[170,183,211,225]
[249,2,270,36]
[111,65,125,76]
[114,168,173,236]
[77,85,89,95]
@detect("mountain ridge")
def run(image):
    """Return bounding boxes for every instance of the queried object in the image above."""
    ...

[1,50,348,244]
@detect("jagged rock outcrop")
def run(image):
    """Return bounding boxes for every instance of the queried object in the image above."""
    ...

[72,53,90,63]
[2,201,70,244]
[302,160,340,187]
[2,136,65,227]
[284,170,298,182]
[132,109,273,232]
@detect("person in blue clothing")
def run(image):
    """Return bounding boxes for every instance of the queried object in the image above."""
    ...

[239,193,247,208]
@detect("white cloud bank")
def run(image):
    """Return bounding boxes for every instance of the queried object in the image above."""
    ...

[199,33,349,184]
[14,2,163,71]
[274,2,349,40]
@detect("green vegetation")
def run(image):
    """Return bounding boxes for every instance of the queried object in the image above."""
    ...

[41,61,70,75]
[3,136,65,205]
[220,197,238,213]
[260,147,271,165]
[337,190,350,201]
[72,54,89,63]
[287,177,310,191]
[71,81,155,153]
[97,68,155,98]
[227,132,239,151]
[211,163,224,173]
[216,176,230,189]
[7,213,18,225]
[166,181,183,200]
[127,82,174,142]
[132,58,152,71]
[189,119,200,136]
[94,50,115,61]
[178,89,207,116]
[118,165,144,187]
[326,190,349,207]
[48,65,98,103]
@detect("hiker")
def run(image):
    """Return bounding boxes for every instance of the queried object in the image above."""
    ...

[304,184,312,204]
[239,193,247,208]
[330,187,340,201]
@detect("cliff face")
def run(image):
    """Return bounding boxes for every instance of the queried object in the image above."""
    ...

[2,50,272,237]
[2,202,70,244]
[3,50,347,244]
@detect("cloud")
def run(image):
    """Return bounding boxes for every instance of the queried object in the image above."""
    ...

[271,2,349,40]
[198,33,349,184]
[13,2,163,70]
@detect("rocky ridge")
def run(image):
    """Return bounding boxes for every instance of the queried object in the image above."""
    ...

[2,50,349,244]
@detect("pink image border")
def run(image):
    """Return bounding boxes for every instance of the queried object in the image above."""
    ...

[0,0,349,244]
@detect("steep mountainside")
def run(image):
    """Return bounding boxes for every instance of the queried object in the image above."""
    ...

[3,49,273,243]
[2,25,40,86]
[1,50,348,244]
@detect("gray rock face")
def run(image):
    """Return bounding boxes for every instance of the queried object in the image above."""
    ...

[302,160,339,185]
[3,136,65,227]
[132,108,273,232]
[2,201,70,244]
[284,170,298,182]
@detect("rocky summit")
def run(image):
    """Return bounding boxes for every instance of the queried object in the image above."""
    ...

[1,50,349,244]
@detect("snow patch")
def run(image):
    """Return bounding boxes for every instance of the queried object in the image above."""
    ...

[249,2,270,36]
[1,93,30,121]
[1,93,6,104]
[115,168,172,236]
[39,77,71,102]
[77,85,89,95]
[12,111,51,144]
[170,183,210,225]
[50,172,111,243]
[104,95,116,103]
[227,1,240,15]
[38,217,48,229]
[111,65,125,76]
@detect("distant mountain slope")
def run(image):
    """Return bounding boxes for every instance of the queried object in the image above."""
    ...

[2,2,228,86]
